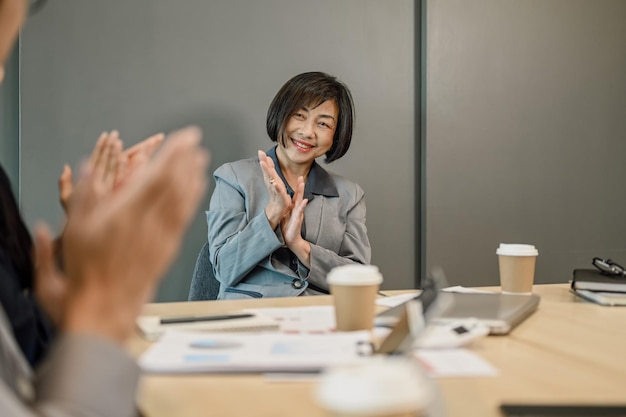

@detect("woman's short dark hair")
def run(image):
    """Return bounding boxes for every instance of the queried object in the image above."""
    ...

[266,72,354,163]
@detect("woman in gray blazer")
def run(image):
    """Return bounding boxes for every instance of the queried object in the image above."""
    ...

[207,72,371,300]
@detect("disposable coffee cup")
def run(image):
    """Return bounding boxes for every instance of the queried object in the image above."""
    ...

[316,357,433,417]
[327,265,383,332]
[496,244,539,294]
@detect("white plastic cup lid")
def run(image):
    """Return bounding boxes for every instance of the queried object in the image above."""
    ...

[326,264,383,286]
[496,243,538,257]
[316,357,432,416]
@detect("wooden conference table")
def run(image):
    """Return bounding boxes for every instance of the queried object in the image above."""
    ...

[128,284,626,417]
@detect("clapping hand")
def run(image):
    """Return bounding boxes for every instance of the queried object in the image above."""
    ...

[257,150,311,267]
[38,127,208,343]
[258,150,292,229]
[59,131,165,214]
[280,176,311,268]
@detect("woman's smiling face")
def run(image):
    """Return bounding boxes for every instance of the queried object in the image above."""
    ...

[277,99,338,170]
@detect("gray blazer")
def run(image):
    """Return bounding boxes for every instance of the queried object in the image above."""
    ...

[206,147,371,300]
[0,307,140,417]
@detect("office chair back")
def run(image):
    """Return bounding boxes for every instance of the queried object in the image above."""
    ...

[188,242,221,301]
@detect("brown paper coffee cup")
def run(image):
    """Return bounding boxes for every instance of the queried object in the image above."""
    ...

[327,265,383,332]
[496,244,538,294]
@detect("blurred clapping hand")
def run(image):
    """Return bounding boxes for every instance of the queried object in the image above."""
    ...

[58,131,165,214]
[37,126,209,343]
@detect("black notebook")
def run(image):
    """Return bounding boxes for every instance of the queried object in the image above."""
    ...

[571,269,626,293]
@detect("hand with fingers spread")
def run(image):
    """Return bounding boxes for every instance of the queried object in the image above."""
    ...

[258,149,292,229]
[59,131,165,214]
[115,132,165,188]
[58,131,123,214]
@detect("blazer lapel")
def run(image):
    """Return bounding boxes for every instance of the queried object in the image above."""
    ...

[304,197,323,244]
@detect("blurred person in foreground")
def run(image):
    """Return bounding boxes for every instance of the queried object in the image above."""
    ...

[0,1,210,416]
[0,130,164,367]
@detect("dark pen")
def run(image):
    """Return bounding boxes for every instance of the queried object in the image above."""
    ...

[160,313,254,325]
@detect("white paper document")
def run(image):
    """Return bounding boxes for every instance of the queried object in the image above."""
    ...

[136,312,280,341]
[139,330,373,374]
[441,286,495,294]
[244,306,337,334]
[375,292,421,308]
[415,349,499,378]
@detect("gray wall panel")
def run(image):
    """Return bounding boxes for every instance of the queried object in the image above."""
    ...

[425,0,626,286]
[0,48,20,195]
[20,0,415,300]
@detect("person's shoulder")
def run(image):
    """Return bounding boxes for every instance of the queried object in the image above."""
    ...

[319,167,365,202]
[323,168,362,190]
[214,156,260,178]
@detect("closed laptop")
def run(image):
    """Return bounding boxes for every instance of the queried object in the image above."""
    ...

[433,292,540,335]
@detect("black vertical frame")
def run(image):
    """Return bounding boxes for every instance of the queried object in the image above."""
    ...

[415,0,426,288]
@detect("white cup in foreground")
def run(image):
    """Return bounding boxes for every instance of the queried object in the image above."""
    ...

[496,243,539,294]
[327,265,383,332]
[316,357,433,417]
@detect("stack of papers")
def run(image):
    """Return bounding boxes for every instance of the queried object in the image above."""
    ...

[137,304,499,378]
[139,330,372,373]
